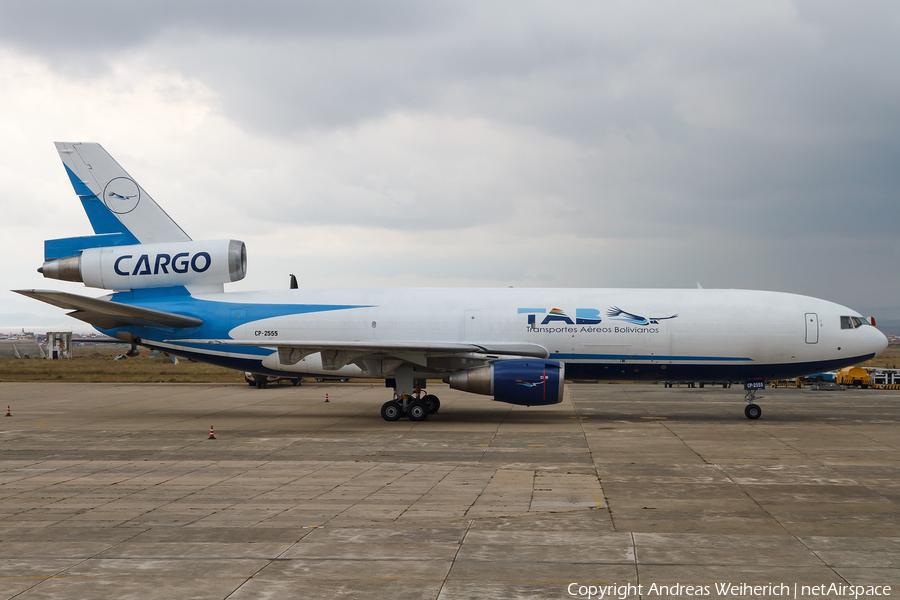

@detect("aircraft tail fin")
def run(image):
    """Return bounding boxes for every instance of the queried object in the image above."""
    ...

[54,142,191,247]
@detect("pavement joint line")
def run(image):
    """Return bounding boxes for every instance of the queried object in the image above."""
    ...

[435,517,473,597]
[282,461,418,528]
[627,390,823,520]
[829,419,900,453]
[239,461,338,519]
[4,383,899,596]
[1,455,607,526]
[198,459,357,528]
[391,464,467,523]
[23,458,265,529]
[710,463,851,585]
[221,524,319,600]
[720,401,898,511]
[54,459,223,523]
[473,401,512,469]
[654,414,711,466]
[15,460,186,519]
[631,531,642,599]
[10,575,276,580]
[7,524,150,598]
[528,469,537,512]
[571,384,615,530]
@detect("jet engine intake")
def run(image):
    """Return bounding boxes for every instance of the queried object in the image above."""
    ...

[447,359,565,406]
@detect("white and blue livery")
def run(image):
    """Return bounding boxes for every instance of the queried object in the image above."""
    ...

[17,143,889,421]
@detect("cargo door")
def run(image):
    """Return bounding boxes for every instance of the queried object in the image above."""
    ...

[805,313,818,344]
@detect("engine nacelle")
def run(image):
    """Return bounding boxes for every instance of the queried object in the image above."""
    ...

[39,239,247,290]
[447,359,565,406]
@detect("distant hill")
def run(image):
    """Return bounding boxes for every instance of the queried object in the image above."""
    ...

[876,320,900,337]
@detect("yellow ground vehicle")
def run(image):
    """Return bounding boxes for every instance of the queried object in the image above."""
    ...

[769,378,802,388]
[835,366,871,388]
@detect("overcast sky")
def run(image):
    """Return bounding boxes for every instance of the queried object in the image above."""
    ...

[1,1,899,331]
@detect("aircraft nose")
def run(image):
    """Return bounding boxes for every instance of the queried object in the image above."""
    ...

[872,326,889,356]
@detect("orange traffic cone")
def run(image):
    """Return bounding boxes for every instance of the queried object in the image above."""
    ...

[4,406,9,417]
[325,393,329,403]
[208,425,216,440]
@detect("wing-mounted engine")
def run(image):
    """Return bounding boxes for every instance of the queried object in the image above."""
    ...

[39,239,247,290]
[447,359,565,406]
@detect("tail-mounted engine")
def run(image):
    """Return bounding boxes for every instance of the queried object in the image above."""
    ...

[447,359,565,406]
[39,239,247,290]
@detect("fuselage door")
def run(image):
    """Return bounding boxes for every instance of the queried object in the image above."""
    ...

[805,312,818,344]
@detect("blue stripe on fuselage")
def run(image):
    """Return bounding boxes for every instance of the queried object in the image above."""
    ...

[99,289,373,358]
[552,353,753,362]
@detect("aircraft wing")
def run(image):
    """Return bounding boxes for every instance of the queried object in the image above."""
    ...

[172,338,550,366]
[14,289,203,330]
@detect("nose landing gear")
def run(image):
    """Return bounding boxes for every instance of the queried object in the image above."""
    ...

[744,389,762,419]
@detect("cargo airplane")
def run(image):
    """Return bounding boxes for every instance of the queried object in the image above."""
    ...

[16,143,888,421]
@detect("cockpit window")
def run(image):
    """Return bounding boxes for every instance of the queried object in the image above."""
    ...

[841,316,870,329]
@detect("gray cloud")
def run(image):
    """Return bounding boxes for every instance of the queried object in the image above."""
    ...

[1,0,899,317]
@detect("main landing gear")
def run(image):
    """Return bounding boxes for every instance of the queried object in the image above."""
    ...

[381,365,441,422]
[744,389,762,420]
[381,392,441,422]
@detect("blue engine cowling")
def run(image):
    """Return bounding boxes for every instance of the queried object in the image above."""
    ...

[447,359,565,406]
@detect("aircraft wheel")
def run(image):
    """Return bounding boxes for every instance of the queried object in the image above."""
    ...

[248,380,256,387]
[422,394,440,414]
[407,400,429,421]
[381,401,402,421]
[744,404,762,420]
[292,378,303,386]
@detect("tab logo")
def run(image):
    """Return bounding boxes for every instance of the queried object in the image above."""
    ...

[606,307,678,325]
[518,307,678,331]
[518,308,603,326]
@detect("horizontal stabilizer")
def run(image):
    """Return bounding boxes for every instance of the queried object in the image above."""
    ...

[13,289,203,330]
[44,233,137,261]
[170,338,549,358]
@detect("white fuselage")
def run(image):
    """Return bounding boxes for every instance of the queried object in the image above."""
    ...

[150,287,887,382]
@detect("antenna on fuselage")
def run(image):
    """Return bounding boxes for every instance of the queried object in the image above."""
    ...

[289,274,298,289]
